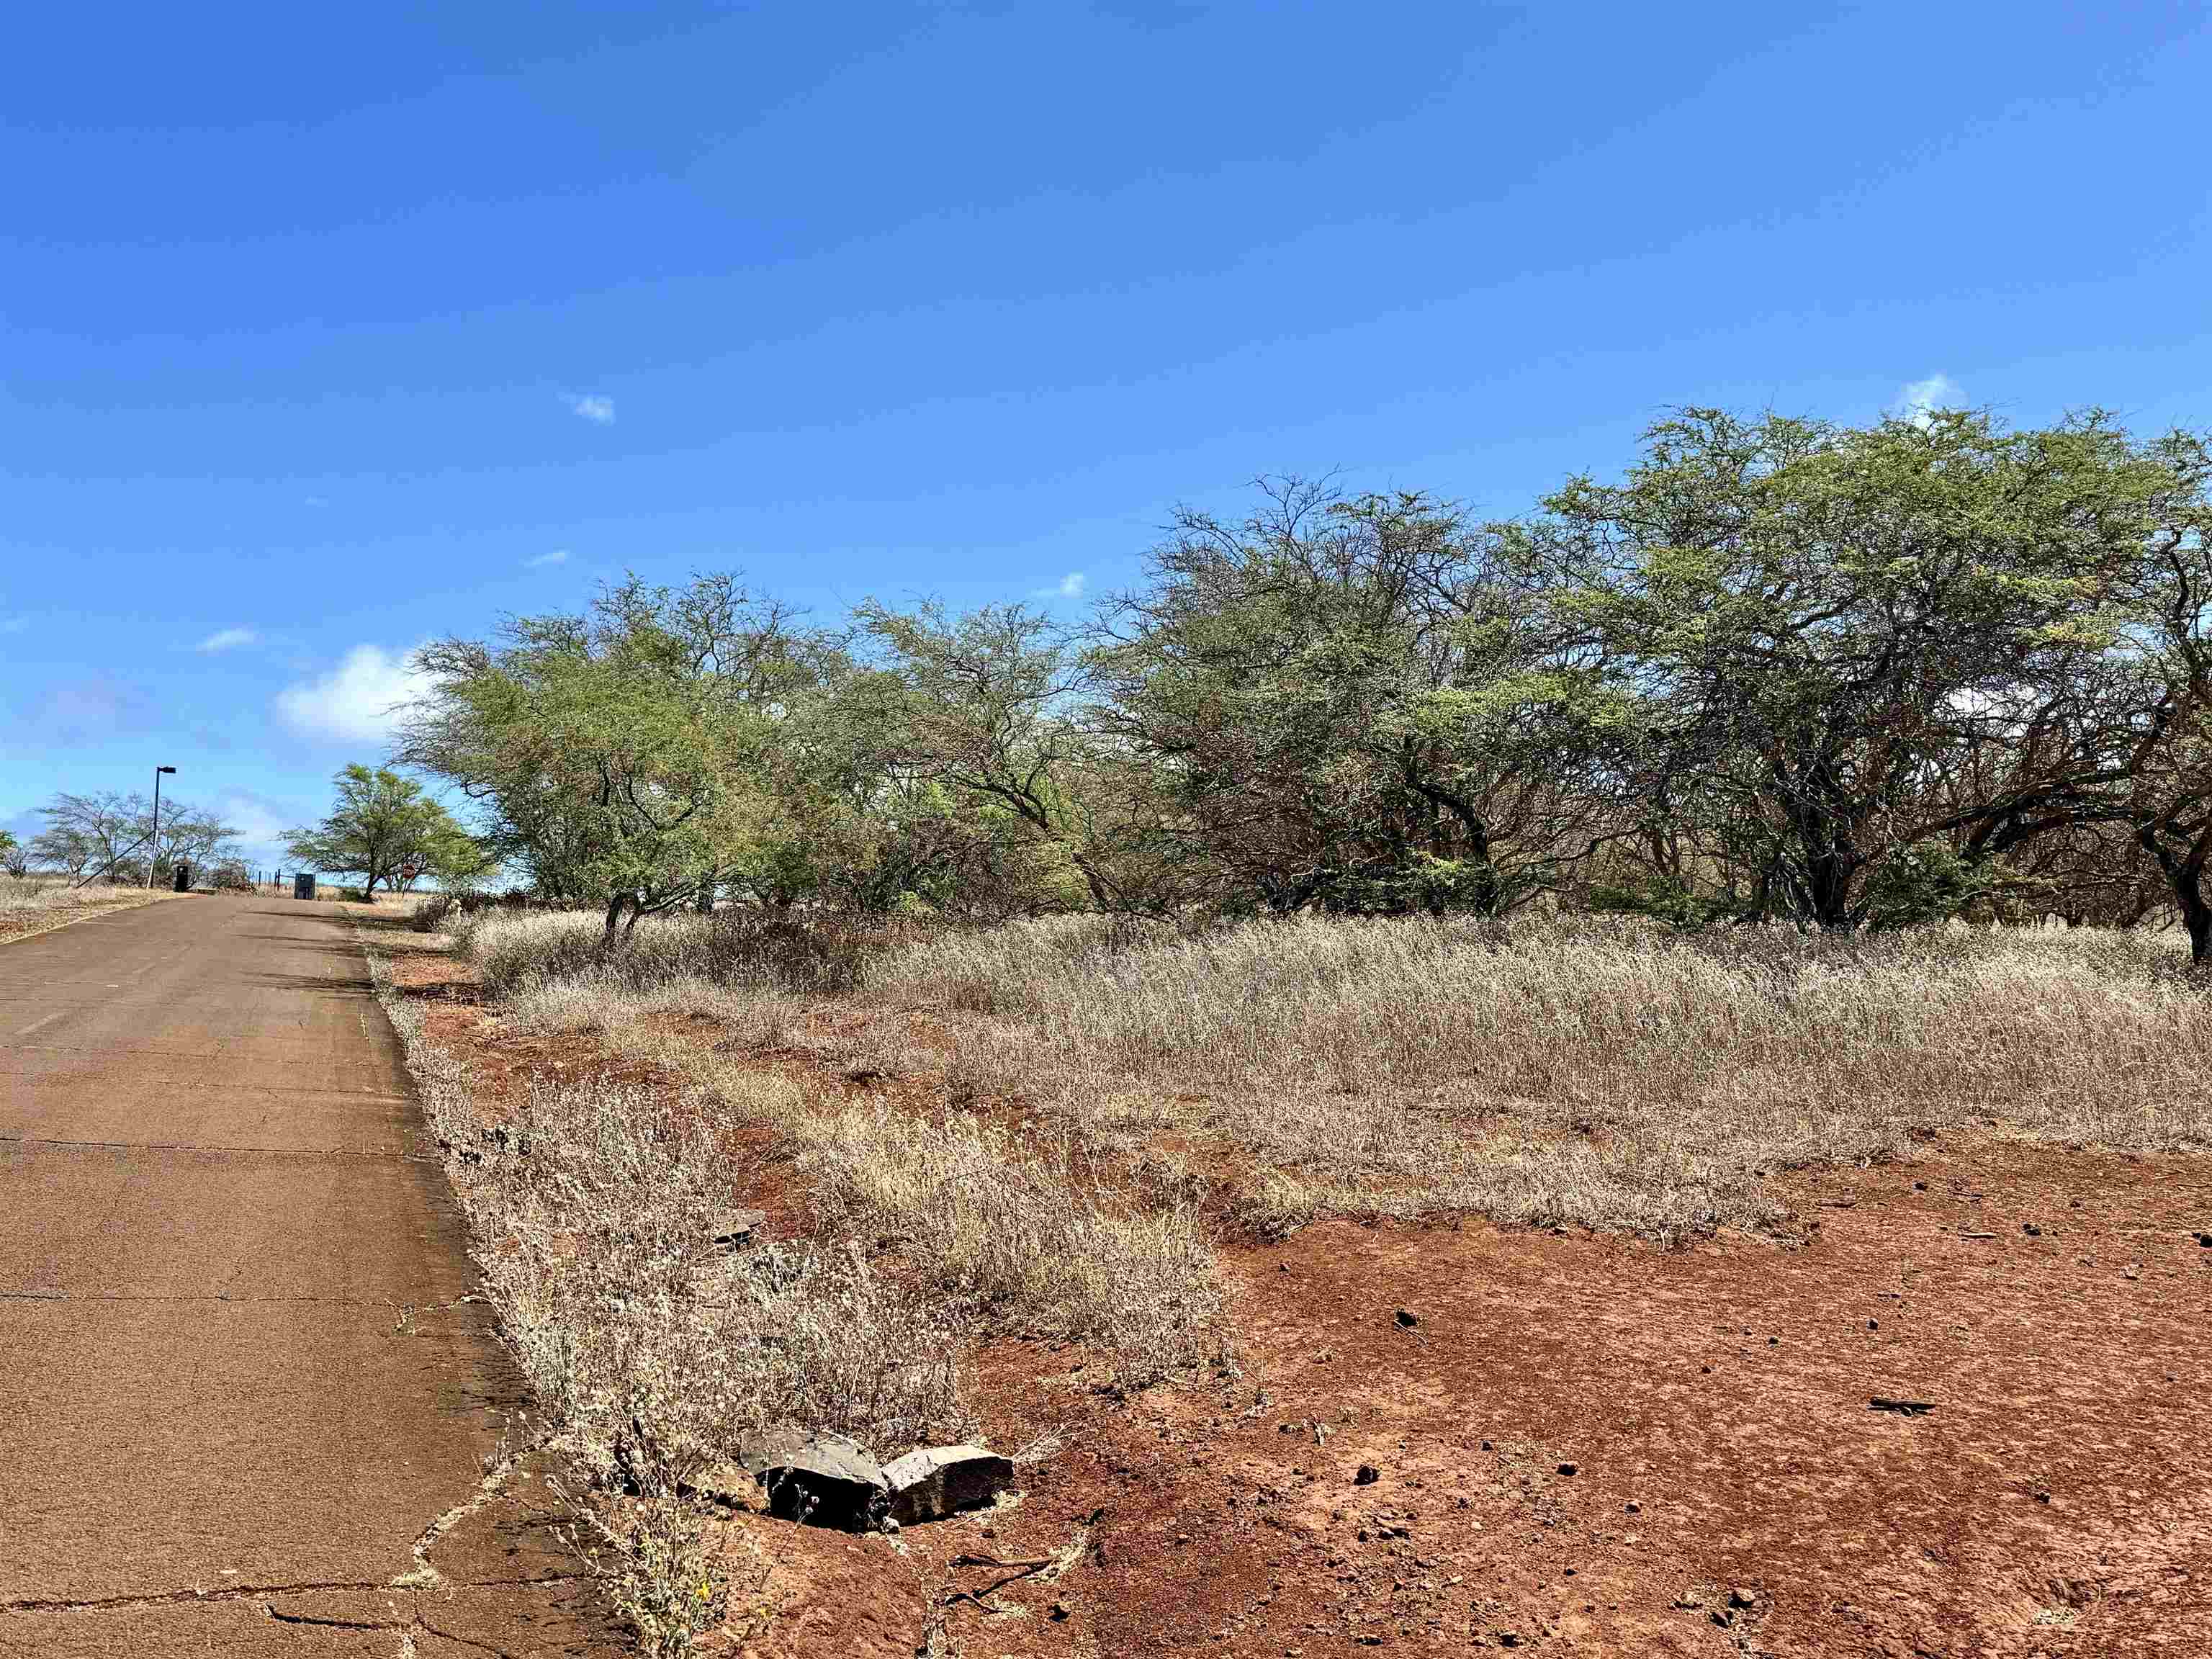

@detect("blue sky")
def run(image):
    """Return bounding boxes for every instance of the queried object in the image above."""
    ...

[4,2,2209,864]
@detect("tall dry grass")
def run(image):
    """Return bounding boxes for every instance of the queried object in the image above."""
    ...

[850,915,2210,1236]
[0,875,158,912]
[454,908,1226,1383]
[455,906,2211,1246]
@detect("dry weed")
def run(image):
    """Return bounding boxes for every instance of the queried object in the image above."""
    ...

[855,914,2212,1238]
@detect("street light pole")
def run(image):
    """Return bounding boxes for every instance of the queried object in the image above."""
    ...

[148,765,176,889]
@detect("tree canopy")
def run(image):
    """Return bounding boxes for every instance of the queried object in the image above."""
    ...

[385,405,2212,963]
[284,765,482,897]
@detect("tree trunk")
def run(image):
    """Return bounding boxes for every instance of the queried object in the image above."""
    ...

[2136,826,2211,967]
[603,891,631,945]
[2183,885,2211,967]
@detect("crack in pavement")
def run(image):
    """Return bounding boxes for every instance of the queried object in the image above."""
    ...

[4,1577,400,1615]
[3,1571,585,1619]
[0,1133,426,1159]
[0,1290,480,1308]
[400,1429,557,1591]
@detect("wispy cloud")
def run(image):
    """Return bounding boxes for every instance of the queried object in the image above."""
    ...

[1033,570,1086,601]
[195,626,258,653]
[1898,373,1962,429]
[215,789,297,848]
[524,549,571,569]
[562,391,616,426]
[0,615,26,635]
[274,644,432,747]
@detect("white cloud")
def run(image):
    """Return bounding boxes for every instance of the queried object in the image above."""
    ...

[274,644,432,747]
[524,549,571,568]
[215,789,295,848]
[196,626,258,652]
[1032,570,1087,601]
[562,391,616,425]
[0,616,25,635]
[1899,373,1962,429]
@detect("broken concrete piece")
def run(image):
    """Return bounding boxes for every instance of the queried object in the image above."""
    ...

[708,1207,767,1249]
[882,1444,1015,1525]
[758,1432,889,1530]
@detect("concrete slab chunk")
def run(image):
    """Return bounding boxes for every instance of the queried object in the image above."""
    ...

[883,1444,1016,1525]
[758,1431,889,1530]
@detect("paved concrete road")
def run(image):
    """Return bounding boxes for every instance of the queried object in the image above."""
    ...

[0,899,616,1657]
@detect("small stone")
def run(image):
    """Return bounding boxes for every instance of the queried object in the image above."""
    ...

[2023,1223,2041,1237]
[1624,1501,1639,1514]
[1355,1465,1381,1485]
[1393,1308,1419,1328]
[1557,1462,1578,1476]
[1868,1319,1879,1330]
[1729,1587,1756,1609]
[1050,1601,1070,1622]
[2195,1231,2211,1247]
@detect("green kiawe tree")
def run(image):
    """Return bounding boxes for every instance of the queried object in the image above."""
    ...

[1093,480,1623,916]
[1545,408,2196,930]
[284,765,477,899]
[403,573,818,939]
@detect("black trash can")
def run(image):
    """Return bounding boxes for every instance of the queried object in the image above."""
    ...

[173,862,190,892]
[295,873,317,901]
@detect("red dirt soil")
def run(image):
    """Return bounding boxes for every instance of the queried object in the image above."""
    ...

[374,940,2212,1658]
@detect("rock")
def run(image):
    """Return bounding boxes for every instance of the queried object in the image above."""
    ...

[1393,1308,1420,1328]
[709,1207,767,1250]
[757,1431,889,1530]
[2023,1222,2041,1237]
[1355,1464,1381,1485]
[1557,1462,1578,1476]
[1729,1586,1757,1610]
[882,1444,1015,1526]
[2195,1231,2211,1247]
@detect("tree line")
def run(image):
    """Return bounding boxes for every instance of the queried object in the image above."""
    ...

[12,791,243,887]
[388,407,2212,963]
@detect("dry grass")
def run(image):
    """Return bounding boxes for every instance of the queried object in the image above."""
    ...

[0,876,176,944]
[458,910,1226,1386]
[464,909,2212,1244]
[364,946,950,1655]
[0,875,161,912]
[840,915,2209,1237]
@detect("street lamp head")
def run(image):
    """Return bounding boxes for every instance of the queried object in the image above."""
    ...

[158,765,176,774]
